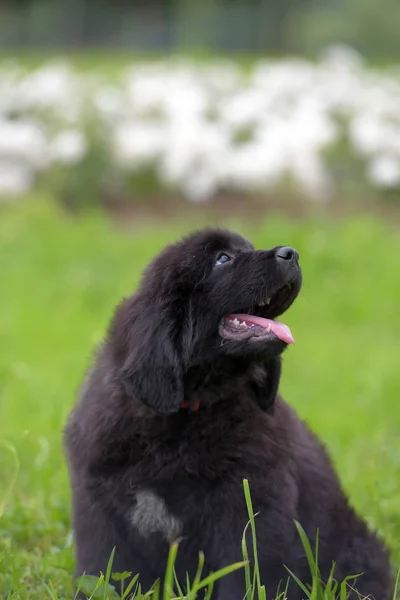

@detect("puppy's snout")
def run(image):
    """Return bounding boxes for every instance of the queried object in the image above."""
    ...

[275,246,299,263]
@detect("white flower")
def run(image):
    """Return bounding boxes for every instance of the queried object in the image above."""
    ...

[0,54,399,199]
[181,168,220,203]
[51,130,87,165]
[114,122,167,167]
[94,87,126,121]
[16,62,84,122]
[0,120,48,168]
[219,88,266,129]
[290,151,333,200]
[320,44,364,72]
[350,114,400,157]
[367,155,400,188]
[158,119,230,191]
[200,61,242,94]
[224,141,287,190]
[0,161,33,198]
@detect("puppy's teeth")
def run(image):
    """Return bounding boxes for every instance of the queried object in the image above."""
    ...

[259,298,271,306]
[266,324,271,332]
[239,321,247,329]
[232,318,240,327]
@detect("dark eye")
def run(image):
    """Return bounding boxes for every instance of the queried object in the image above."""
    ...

[215,253,231,266]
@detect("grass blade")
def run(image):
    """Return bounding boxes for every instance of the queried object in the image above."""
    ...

[120,574,139,599]
[172,569,185,598]
[392,569,400,600]
[163,542,179,599]
[294,522,318,579]
[284,567,311,597]
[243,479,262,598]
[196,560,247,589]
[0,440,20,518]
[104,548,116,600]
[241,519,252,599]
[203,577,215,600]
[43,581,59,600]
[187,551,206,599]
[259,584,266,600]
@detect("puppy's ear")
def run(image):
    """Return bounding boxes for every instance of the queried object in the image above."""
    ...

[110,299,184,415]
[250,356,281,412]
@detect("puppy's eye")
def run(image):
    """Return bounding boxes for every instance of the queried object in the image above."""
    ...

[215,253,231,266]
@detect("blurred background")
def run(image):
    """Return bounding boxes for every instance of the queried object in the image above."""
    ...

[0,2,399,599]
[0,0,400,210]
[2,0,400,56]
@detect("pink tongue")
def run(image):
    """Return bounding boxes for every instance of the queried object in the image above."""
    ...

[227,314,294,344]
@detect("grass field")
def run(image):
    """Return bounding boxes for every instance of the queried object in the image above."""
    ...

[0,49,395,72]
[0,199,399,599]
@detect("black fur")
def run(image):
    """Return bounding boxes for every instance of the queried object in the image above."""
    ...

[64,228,391,599]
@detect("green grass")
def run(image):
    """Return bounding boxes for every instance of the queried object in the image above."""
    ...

[0,50,270,78]
[0,50,397,73]
[0,199,399,599]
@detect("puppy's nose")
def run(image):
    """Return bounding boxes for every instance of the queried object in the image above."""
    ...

[276,246,299,262]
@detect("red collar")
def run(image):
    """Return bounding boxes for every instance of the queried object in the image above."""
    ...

[180,398,200,411]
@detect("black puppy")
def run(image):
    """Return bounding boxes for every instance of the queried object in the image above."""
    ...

[64,229,391,599]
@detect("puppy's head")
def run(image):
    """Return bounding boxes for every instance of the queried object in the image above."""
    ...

[109,229,302,414]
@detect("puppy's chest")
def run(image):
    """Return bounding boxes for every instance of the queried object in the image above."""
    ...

[129,488,183,543]
[129,417,269,543]
[152,416,261,479]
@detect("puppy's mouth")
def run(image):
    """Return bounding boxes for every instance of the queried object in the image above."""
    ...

[218,283,297,344]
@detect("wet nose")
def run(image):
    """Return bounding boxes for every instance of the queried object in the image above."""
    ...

[275,246,299,262]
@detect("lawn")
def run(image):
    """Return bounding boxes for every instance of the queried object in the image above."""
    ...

[0,199,399,599]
